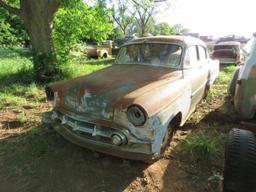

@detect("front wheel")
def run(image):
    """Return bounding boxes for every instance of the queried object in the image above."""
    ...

[203,83,210,99]
[102,53,108,58]
[160,124,176,154]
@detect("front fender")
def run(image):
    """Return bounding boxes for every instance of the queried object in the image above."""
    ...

[113,79,192,153]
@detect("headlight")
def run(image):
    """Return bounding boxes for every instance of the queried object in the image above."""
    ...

[45,87,54,101]
[127,105,147,126]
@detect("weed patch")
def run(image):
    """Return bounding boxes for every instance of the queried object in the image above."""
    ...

[180,129,225,161]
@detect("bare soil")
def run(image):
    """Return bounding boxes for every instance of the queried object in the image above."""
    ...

[0,81,252,192]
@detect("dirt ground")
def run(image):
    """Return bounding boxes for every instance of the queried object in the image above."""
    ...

[0,93,247,192]
[1,65,254,192]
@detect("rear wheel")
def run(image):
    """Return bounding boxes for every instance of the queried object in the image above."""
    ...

[223,128,256,192]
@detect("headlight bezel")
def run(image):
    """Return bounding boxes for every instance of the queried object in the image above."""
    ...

[127,104,148,126]
[45,87,54,101]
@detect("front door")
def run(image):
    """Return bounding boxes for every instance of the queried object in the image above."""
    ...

[183,45,208,114]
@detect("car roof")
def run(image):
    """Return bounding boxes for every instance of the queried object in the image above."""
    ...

[123,35,206,47]
[216,41,241,46]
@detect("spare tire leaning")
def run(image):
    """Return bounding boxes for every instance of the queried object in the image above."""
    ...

[223,128,256,192]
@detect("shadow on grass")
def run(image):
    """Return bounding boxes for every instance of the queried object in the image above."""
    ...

[0,47,32,60]
[0,126,147,192]
[0,69,35,89]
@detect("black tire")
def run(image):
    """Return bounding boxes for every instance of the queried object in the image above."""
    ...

[160,125,175,154]
[203,83,210,99]
[223,128,256,192]
[102,53,108,58]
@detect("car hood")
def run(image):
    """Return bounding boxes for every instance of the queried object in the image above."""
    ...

[48,64,182,121]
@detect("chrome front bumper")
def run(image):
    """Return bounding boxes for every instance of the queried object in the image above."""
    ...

[42,111,156,161]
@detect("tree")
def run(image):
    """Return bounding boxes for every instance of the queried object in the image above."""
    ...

[0,5,28,47]
[111,0,134,35]
[0,0,63,81]
[172,24,190,34]
[109,0,169,37]
[153,22,174,35]
[131,0,169,37]
[0,0,113,82]
[131,0,154,37]
[53,2,113,63]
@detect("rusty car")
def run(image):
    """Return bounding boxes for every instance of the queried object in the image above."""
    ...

[228,34,256,119]
[87,40,113,58]
[212,41,243,65]
[42,36,219,162]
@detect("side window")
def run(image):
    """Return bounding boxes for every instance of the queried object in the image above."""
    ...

[198,46,207,60]
[184,46,198,68]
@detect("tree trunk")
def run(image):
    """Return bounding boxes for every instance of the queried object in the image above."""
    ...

[141,23,145,37]
[0,0,60,82]
[20,0,60,82]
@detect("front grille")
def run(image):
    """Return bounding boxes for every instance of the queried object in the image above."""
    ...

[54,111,116,145]
[64,114,95,132]
[76,131,112,144]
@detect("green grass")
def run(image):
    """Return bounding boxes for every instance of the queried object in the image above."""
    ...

[17,112,27,124]
[0,47,34,86]
[0,47,111,110]
[206,65,237,101]
[0,93,27,108]
[61,60,109,79]
[208,170,223,183]
[181,129,225,161]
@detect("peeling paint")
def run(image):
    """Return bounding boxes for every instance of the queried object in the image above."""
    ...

[43,36,219,161]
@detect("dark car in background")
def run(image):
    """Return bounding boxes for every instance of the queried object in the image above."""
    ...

[212,41,243,65]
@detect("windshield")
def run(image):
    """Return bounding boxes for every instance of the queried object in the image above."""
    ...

[116,43,182,68]
[214,45,239,50]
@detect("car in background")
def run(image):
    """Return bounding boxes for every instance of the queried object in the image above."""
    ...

[212,41,243,65]
[42,36,219,162]
[228,34,256,119]
[87,40,113,59]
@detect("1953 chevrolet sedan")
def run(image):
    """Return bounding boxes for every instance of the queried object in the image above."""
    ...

[42,36,219,162]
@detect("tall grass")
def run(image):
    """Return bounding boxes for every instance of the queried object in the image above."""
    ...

[181,130,224,161]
